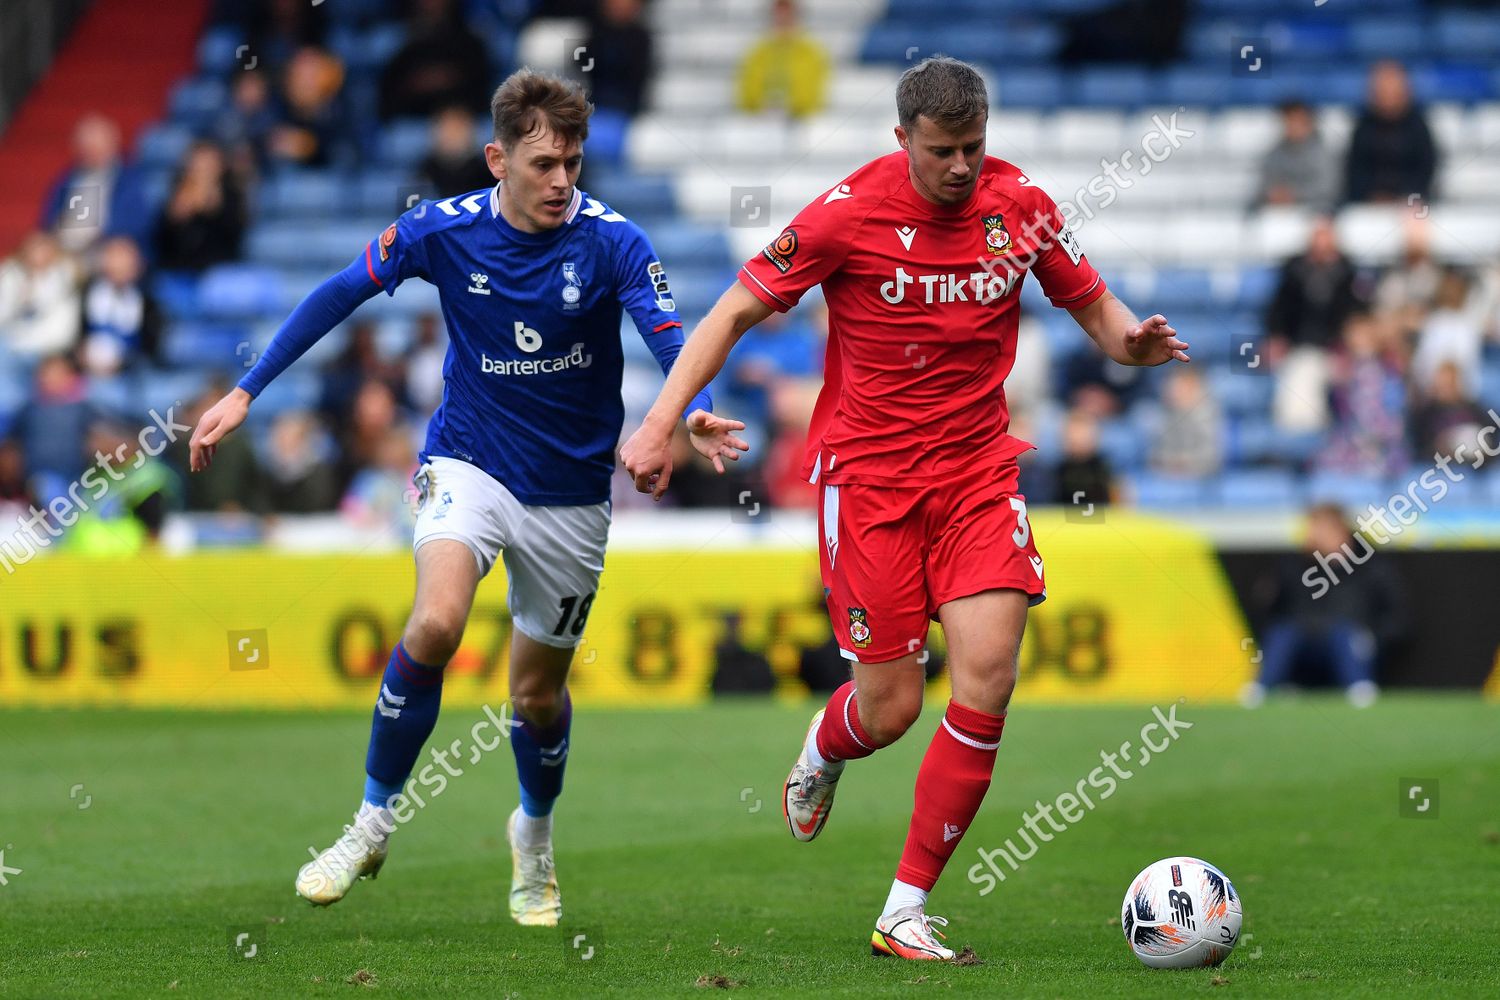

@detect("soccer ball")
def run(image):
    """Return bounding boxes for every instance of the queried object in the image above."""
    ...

[1121,857,1243,969]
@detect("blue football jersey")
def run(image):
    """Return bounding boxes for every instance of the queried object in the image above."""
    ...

[365,184,687,506]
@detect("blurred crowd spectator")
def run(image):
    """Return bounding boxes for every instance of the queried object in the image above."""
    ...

[1345,61,1438,206]
[379,0,492,121]
[1252,101,1336,211]
[735,0,831,120]
[0,232,81,359]
[154,141,246,272]
[4,3,1500,552]
[578,0,654,118]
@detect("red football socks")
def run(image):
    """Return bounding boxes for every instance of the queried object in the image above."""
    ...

[814,680,883,763]
[895,699,1007,890]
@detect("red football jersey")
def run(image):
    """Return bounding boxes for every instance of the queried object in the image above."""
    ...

[739,151,1107,485]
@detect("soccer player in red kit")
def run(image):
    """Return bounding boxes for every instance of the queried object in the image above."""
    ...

[621,56,1189,960]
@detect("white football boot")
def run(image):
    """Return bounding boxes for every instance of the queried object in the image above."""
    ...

[295,802,392,906]
[871,907,955,961]
[783,709,844,842]
[507,807,562,926]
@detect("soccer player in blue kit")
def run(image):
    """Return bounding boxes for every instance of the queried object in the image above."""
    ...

[188,70,748,925]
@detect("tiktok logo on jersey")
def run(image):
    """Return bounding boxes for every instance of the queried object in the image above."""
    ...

[879,267,1021,305]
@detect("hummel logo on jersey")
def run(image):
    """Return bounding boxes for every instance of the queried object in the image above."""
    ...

[895,226,917,251]
[1029,555,1045,578]
[437,192,486,216]
[943,823,963,843]
[823,183,853,204]
[468,272,491,295]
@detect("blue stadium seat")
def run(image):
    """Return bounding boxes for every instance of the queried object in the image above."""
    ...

[1435,12,1500,59]
[328,23,407,73]
[350,171,416,216]
[1074,67,1155,109]
[151,272,203,318]
[260,170,347,219]
[1217,467,1302,508]
[1237,265,1278,308]
[84,375,133,417]
[1432,472,1487,508]
[198,265,285,320]
[1099,420,1147,471]
[195,27,243,76]
[162,322,252,369]
[244,371,321,419]
[377,120,433,167]
[168,76,228,129]
[585,109,631,167]
[1128,473,1207,509]
[1350,18,1429,60]
[646,224,729,269]
[1229,415,1279,464]
[139,370,211,411]
[1209,369,1274,416]
[1162,66,1237,108]
[589,171,677,219]
[134,123,193,169]
[993,67,1068,109]
[1411,64,1497,104]
[246,222,375,268]
[1152,269,1216,310]
[1305,471,1387,511]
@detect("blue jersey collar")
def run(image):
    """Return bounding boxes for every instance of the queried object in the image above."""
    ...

[490,183,583,243]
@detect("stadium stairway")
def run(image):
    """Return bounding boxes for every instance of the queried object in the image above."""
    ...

[0,0,208,255]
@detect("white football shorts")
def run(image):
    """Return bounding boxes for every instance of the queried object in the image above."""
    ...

[411,456,609,648]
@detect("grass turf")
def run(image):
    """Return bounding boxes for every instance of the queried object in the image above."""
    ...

[1,696,1497,998]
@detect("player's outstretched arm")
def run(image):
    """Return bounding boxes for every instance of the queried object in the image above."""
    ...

[1070,290,1190,367]
[191,254,385,472]
[621,282,773,499]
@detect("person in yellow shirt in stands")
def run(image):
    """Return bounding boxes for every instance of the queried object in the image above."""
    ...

[735,0,831,119]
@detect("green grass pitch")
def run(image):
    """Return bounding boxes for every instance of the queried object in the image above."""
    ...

[2,697,1497,997]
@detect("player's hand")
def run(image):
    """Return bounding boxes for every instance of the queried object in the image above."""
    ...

[619,421,675,500]
[685,410,750,475]
[189,388,252,472]
[1123,314,1190,366]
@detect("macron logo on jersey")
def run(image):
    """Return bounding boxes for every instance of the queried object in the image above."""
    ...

[823,184,853,204]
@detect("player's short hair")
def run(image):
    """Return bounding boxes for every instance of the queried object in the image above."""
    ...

[896,56,988,132]
[491,69,592,151]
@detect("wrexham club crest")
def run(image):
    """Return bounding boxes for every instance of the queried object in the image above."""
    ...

[848,607,871,649]
[983,213,1012,256]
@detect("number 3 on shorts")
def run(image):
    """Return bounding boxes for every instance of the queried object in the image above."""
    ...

[1009,496,1030,548]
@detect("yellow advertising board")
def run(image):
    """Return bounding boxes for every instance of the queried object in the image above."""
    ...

[0,511,1253,708]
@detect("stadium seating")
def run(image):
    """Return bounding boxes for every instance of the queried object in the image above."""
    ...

[16,0,1500,517]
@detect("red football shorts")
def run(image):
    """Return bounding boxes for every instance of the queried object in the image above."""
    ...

[817,461,1046,664]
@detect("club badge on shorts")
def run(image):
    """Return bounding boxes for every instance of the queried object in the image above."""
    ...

[982,213,1012,256]
[848,607,871,649]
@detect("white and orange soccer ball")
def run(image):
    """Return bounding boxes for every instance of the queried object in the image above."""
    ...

[1121,857,1244,969]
